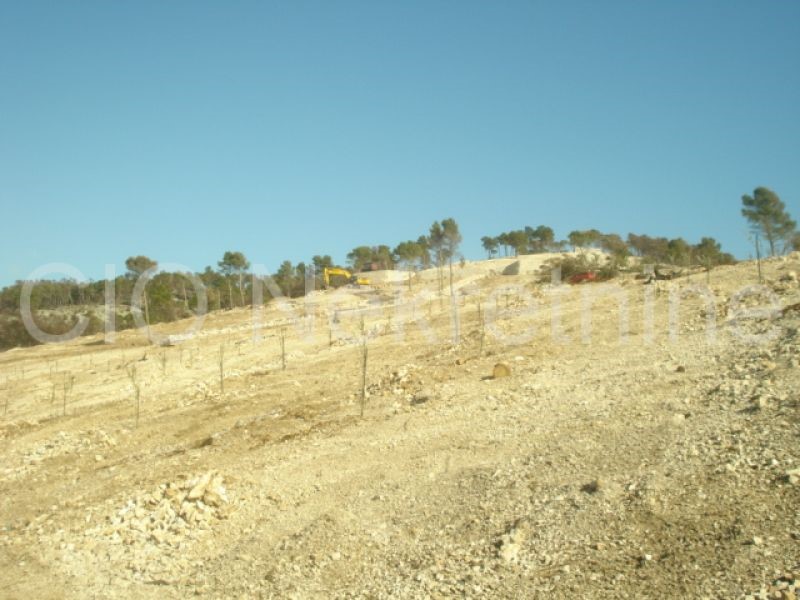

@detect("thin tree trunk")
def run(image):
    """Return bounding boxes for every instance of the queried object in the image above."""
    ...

[280,328,286,370]
[360,340,368,417]
[448,259,454,298]
[219,345,224,394]
[755,234,763,283]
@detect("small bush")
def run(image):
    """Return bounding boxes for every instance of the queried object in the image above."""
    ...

[0,313,81,350]
[538,253,619,284]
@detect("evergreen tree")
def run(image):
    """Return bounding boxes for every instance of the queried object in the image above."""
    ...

[218,251,250,307]
[741,187,796,256]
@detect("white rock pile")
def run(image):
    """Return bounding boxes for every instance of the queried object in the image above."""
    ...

[75,471,231,581]
[104,471,229,545]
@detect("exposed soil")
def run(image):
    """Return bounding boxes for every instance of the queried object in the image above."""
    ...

[1,255,799,599]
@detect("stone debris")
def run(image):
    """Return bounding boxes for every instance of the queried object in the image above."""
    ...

[411,390,432,405]
[497,520,529,564]
[745,571,798,600]
[784,469,800,486]
[1,255,799,598]
[369,364,425,400]
[581,479,602,494]
[71,471,232,582]
[491,363,511,379]
[2,429,117,482]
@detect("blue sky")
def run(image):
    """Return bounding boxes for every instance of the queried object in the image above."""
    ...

[1,1,798,285]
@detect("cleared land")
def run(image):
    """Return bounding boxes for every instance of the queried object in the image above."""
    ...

[1,254,799,599]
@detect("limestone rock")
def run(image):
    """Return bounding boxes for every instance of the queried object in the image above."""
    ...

[492,363,511,379]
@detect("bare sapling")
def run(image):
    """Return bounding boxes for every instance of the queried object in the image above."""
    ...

[755,233,763,284]
[360,337,368,418]
[479,318,486,358]
[280,327,287,370]
[62,373,75,417]
[218,344,225,395]
[126,364,141,427]
[450,291,460,344]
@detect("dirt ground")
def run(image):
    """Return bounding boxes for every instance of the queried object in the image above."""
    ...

[1,255,798,599]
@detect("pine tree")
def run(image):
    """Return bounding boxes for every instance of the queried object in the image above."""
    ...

[741,187,796,256]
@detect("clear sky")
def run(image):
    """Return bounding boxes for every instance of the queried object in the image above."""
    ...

[1,1,798,285]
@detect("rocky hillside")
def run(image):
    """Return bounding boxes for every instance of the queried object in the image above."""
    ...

[0,254,798,599]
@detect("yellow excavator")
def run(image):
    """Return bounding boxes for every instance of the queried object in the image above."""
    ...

[322,267,370,289]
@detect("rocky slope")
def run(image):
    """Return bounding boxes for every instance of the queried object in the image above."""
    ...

[0,255,798,599]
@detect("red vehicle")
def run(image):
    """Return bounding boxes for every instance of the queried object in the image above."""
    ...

[568,271,597,284]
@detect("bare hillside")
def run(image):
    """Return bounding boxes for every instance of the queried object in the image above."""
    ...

[1,255,799,599]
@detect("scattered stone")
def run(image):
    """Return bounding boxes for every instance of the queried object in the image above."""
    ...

[670,413,686,425]
[196,434,219,448]
[492,363,512,379]
[74,470,231,582]
[783,469,800,486]
[782,302,800,316]
[411,391,432,405]
[747,536,764,546]
[497,519,529,563]
[498,539,520,563]
[187,472,212,500]
[581,480,602,494]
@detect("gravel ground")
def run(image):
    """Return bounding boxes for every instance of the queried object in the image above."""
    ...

[0,254,798,599]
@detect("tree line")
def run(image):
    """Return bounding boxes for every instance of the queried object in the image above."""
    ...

[480,186,799,268]
[0,187,796,350]
[0,218,463,349]
[480,226,734,269]
[344,218,462,274]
